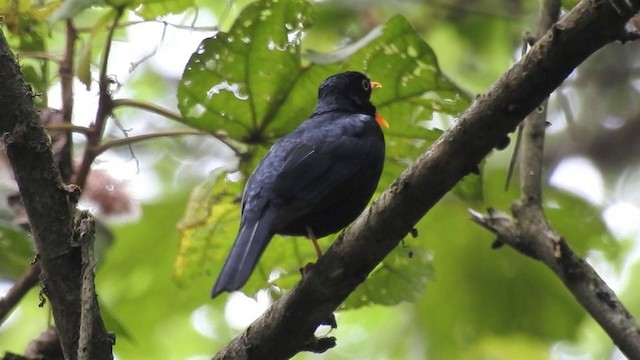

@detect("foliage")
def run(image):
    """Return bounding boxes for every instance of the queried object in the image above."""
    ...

[0,0,637,359]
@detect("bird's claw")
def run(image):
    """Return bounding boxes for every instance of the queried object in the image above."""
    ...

[321,313,337,329]
[300,262,316,276]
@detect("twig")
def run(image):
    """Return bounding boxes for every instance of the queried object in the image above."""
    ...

[45,123,92,135]
[59,20,76,182]
[14,51,63,63]
[94,129,207,155]
[0,262,41,324]
[74,19,219,33]
[111,98,188,124]
[519,0,559,199]
[111,98,245,153]
[74,7,125,190]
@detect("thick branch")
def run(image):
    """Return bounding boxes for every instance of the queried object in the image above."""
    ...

[213,0,640,358]
[0,29,113,359]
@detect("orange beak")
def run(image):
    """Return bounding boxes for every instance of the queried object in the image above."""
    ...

[370,81,388,128]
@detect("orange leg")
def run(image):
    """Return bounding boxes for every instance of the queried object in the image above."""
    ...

[306,226,323,258]
[302,227,337,328]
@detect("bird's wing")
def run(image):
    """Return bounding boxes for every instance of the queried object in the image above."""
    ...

[271,114,376,206]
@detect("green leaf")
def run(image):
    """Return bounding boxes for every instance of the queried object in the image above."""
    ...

[342,14,471,187]
[74,10,115,91]
[177,4,469,145]
[96,195,230,359]
[178,0,316,140]
[0,221,33,281]
[342,245,434,309]
[76,38,93,90]
[174,167,242,285]
[561,0,581,9]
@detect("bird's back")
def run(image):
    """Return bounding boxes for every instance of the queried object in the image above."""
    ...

[242,111,385,238]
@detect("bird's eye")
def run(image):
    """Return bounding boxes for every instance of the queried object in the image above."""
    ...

[361,79,370,91]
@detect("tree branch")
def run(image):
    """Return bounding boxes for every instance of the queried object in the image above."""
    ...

[74,7,125,190]
[111,98,189,125]
[212,0,640,358]
[0,262,40,324]
[94,129,206,156]
[470,0,640,358]
[59,20,76,183]
[0,27,113,360]
[111,98,244,153]
[75,212,102,360]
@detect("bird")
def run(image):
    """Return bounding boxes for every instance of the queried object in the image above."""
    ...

[211,71,387,298]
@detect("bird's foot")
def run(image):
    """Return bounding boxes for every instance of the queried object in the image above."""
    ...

[298,262,337,329]
[299,262,316,276]
[321,313,337,329]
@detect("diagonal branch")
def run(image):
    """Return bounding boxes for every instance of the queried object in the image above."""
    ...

[0,263,40,324]
[213,0,640,358]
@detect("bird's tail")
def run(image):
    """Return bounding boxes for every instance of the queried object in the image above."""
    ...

[211,217,273,298]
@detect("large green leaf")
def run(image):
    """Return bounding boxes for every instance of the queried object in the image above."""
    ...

[177,1,469,148]
[178,0,316,140]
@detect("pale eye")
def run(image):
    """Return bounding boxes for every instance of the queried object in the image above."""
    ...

[361,79,370,91]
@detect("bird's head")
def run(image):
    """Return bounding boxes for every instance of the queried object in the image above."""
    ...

[315,71,385,126]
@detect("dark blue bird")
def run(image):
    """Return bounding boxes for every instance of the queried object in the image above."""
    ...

[211,71,387,298]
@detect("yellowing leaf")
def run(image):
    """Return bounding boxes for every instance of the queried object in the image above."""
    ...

[174,167,242,285]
